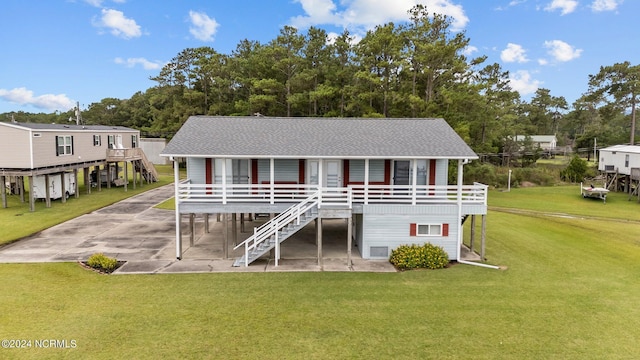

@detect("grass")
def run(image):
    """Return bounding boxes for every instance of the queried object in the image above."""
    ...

[0,164,178,245]
[1,184,640,358]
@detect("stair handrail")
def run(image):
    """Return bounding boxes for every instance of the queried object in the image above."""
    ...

[233,190,320,265]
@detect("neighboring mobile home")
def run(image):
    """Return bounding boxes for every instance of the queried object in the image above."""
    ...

[598,144,640,192]
[161,116,488,267]
[0,121,157,211]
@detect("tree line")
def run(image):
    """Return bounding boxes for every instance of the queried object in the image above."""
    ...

[4,5,639,158]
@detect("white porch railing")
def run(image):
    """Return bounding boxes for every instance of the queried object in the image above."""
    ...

[176,181,487,206]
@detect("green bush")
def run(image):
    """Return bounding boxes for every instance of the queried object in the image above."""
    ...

[390,243,449,270]
[86,253,118,273]
[560,155,589,183]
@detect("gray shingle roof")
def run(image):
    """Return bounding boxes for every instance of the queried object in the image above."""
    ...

[1,122,137,132]
[161,116,478,159]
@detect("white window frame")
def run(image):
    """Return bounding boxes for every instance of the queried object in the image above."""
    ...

[93,134,102,146]
[57,135,73,156]
[416,223,442,237]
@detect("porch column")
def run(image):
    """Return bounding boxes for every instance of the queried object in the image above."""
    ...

[84,167,91,194]
[189,213,195,247]
[347,216,353,268]
[74,169,79,198]
[45,174,51,208]
[19,176,25,203]
[107,163,112,189]
[412,159,418,205]
[481,214,487,260]
[318,159,323,205]
[269,158,274,204]
[96,165,102,192]
[317,217,323,266]
[470,215,476,253]
[123,162,128,192]
[173,158,182,260]
[456,159,464,260]
[28,175,34,212]
[59,172,65,203]
[221,158,227,204]
[364,159,369,204]
[1,175,6,208]
[232,213,238,246]
[223,213,229,259]
[204,213,210,233]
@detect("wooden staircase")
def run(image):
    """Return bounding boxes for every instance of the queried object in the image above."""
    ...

[135,149,159,182]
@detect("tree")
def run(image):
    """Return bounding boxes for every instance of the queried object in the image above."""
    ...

[587,61,640,144]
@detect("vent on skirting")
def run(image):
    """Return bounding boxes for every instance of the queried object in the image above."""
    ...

[33,133,41,137]
[370,246,389,257]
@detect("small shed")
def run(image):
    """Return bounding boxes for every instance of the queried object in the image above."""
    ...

[140,138,168,165]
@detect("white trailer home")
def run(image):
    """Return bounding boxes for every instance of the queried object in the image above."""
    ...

[598,145,640,192]
[32,172,76,200]
[161,116,490,268]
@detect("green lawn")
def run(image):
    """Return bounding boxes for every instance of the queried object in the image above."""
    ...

[1,184,640,359]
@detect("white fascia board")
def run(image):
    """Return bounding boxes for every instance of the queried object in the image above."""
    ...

[160,154,478,160]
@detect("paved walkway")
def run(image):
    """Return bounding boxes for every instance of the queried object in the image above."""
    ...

[0,184,397,274]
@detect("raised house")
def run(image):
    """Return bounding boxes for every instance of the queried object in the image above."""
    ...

[161,116,489,267]
[0,121,157,211]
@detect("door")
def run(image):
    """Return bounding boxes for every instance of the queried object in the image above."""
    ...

[324,160,342,188]
[393,160,410,185]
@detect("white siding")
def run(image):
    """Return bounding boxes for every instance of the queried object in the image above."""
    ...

[257,159,299,183]
[361,204,459,260]
[187,157,206,184]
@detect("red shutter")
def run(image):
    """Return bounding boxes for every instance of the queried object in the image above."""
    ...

[443,224,449,237]
[410,223,417,236]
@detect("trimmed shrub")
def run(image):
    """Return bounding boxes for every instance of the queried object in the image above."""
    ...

[86,253,118,273]
[390,243,449,270]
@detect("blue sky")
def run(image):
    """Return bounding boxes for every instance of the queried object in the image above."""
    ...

[0,0,634,114]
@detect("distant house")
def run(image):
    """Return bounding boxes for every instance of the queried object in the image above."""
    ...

[0,122,157,211]
[161,116,489,268]
[515,135,557,151]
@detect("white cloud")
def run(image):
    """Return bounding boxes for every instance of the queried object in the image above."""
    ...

[83,0,126,7]
[544,0,578,15]
[290,0,469,32]
[0,87,75,112]
[591,0,622,12]
[501,43,529,63]
[544,40,582,62]
[463,45,478,56]
[538,58,549,66]
[509,70,541,95]
[188,11,219,42]
[114,57,163,70]
[95,8,142,39]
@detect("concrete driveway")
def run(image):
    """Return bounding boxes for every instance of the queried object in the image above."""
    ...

[0,184,396,274]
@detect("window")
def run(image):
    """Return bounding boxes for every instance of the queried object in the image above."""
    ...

[93,135,101,146]
[56,135,73,156]
[131,135,138,148]
[107,135,115,149]
[417,224,442,236]
[410,223,449,237]
[625,154,630,168]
